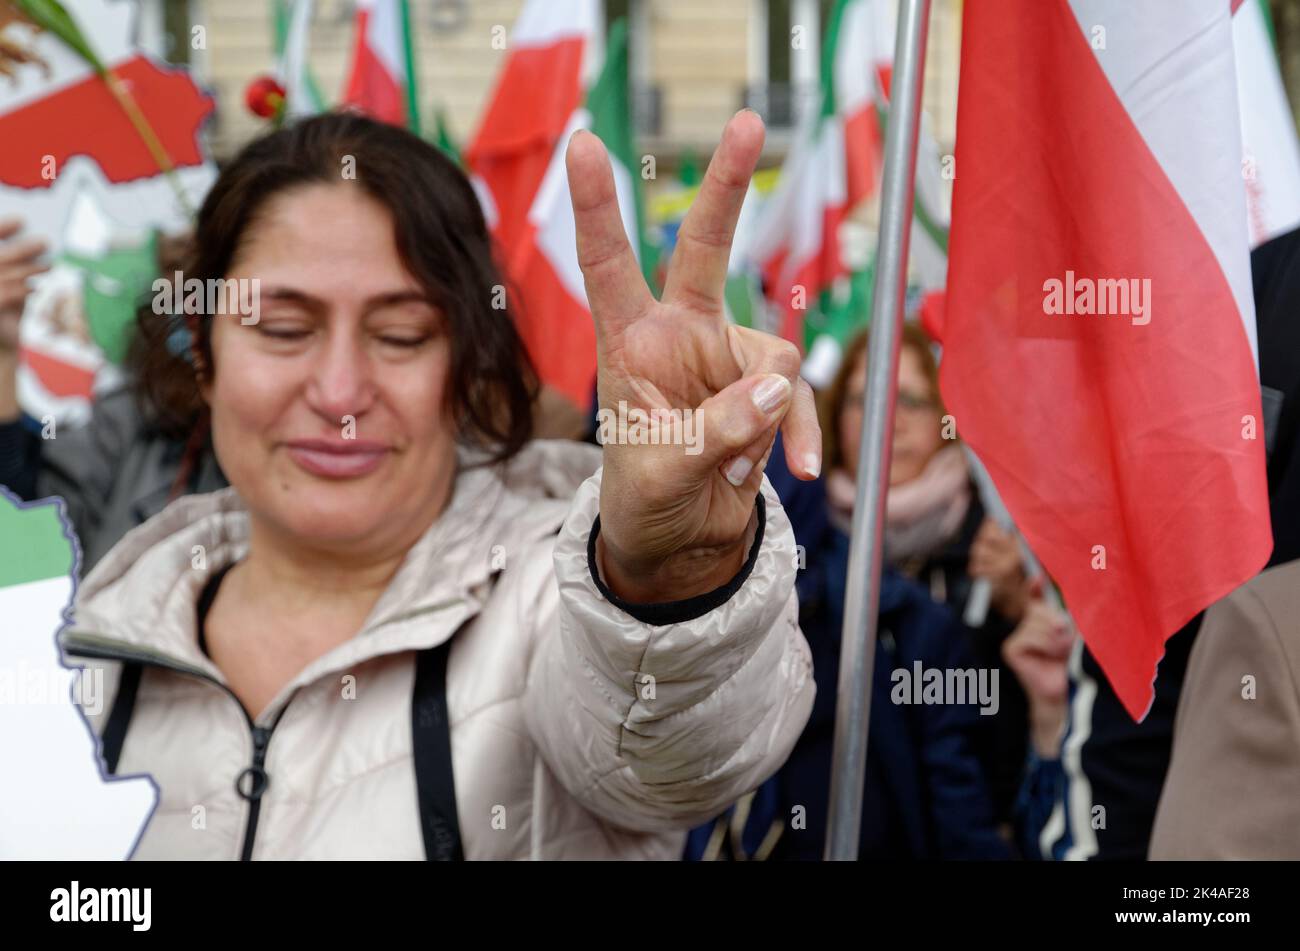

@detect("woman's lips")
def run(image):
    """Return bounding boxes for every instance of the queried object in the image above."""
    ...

[284,440,390,478]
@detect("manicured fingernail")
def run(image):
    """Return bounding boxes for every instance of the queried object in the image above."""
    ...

[803,452,821,478]
[725,456,753,486]
[752,374,792,414]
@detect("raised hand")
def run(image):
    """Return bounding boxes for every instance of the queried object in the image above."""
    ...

[1001,588,1074,757]
[1,217,49,422]
[565,110,821,603]
[0,217,48,350]
[970,517,1028,621]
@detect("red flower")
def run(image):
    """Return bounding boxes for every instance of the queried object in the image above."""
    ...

[245,75,285,119]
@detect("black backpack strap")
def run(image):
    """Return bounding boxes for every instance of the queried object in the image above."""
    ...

[101,662,143,775]
[412,570,506,862]
[411,633,464,861]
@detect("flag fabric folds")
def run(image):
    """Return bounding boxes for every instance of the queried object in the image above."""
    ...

[940,0,1272,721]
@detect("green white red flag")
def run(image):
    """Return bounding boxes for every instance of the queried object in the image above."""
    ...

[748,0,889,348]
[468,1,651,410]
[275,0,325,118]
[342,0,419,131]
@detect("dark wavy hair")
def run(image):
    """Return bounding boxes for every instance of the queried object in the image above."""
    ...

[130,111,537,469]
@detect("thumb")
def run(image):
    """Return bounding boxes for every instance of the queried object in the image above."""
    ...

[695,373,793,486]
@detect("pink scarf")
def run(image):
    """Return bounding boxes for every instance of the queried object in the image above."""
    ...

[826,445,971,563]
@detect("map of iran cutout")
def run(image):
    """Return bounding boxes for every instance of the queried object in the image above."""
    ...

[0,0,217,248]
[2,0,218,433]
[0,488,155,859]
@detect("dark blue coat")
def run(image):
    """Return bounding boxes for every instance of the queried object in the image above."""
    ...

[777,520,1010,859]
[686,436,1011,860]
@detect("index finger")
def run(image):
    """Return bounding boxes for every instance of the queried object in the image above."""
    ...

[662,110,765,314]
[0,217,25,242]
[0,236,48,266]
[565,129,653,345]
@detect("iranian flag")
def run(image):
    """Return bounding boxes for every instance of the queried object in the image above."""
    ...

[1233,0,1300,245]
[466,0,596,273]
[275,0,325,118]
[748,0,890,347]
[469,0,641,409]
[507,17,649,409]
[940,0,1272,720]
[342,0,419,132]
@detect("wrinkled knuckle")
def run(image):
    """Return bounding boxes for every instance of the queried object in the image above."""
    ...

[770,340,801,376]
[578,244,629,278]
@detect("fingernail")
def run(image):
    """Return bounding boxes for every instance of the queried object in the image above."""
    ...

[725,456,753,487]
[752,374,792,414]
[803,452,821,478]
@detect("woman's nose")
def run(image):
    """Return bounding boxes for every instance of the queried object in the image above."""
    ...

[306,333,377,422]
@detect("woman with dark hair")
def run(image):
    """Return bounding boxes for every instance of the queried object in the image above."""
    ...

[58,110,821,860]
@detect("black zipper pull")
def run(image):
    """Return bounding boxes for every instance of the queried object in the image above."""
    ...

[235,724,274,861]
[236,725,272,803]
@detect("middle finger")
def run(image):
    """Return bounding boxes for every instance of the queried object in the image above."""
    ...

[662,110,764,314]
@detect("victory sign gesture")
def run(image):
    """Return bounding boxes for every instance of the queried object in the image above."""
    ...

[566,110,822,604]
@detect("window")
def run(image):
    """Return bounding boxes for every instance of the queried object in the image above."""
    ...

[137,0,196,67]
[744,0,828,130]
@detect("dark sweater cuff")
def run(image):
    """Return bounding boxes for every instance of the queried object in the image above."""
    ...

[0,417,39,500]
[586,493,766,626]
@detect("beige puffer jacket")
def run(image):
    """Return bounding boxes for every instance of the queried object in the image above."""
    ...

[61,439,814,859]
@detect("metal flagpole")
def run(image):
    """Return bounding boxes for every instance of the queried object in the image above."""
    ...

[825,0,933,861]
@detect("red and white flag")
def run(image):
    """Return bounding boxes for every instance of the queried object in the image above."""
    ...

[466,0,596,270]
[467,0,613,408]
[342,0,418,129]
[940,0,1272,720]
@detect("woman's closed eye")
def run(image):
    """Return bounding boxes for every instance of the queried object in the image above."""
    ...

[253,323,432,348]
[369,301,443,351]
[377,332,433,349]
[257,321,314,341]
